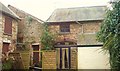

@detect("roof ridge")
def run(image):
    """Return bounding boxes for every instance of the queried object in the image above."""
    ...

[47,5,106,22]
[56,5,107,10]
[8,5,44,23]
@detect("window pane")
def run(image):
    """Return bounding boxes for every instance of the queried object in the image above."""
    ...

[32,45,39,51]
[60,24,70,32]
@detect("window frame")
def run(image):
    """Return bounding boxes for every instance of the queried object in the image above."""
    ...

[60,23,70,33]
[4,16,12,35]
[2,43,10,54]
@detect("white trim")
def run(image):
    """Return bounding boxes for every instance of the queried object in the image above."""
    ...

[32,43,39,45]
[3,39,11,43]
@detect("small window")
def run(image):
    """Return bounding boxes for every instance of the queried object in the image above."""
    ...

[2,43,10,54]
[32,45,39,51]
[60,23,70,33]
[4,16,12,34]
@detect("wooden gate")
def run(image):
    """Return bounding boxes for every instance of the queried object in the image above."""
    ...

[55,40,77,69]
[57,47,71,69]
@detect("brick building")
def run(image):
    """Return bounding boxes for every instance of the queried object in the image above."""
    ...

[47,6,106,69]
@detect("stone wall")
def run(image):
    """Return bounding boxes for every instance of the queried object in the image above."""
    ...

[77,21,102,45]
[11,20,18,50]
[49,23,82,41]
[0,13,3,49]
[48,20,102,69]
[48,21,101,42]
[82,21,101,33]
[23,19,42,44]
[1,13,18,70]
[8,5,43,50]
[8,5,43,68]
[2,14,18,53]
[0,13,3,70]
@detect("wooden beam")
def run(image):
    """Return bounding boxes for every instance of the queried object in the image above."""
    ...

[54,44,103,48]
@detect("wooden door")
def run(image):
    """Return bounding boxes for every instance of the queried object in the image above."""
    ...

[32,45,39,64]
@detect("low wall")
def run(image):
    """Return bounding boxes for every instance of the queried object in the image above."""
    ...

[78,47,110,69]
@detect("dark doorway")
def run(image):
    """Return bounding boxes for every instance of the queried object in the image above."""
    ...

[32,45,39,65]
[58,47,71,69]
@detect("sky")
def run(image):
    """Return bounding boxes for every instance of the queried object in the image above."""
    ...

[0,0,110,21]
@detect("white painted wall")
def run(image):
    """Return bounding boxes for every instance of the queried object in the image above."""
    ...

[78,47,110,69]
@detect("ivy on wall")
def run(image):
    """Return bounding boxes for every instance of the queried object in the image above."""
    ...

[40,23,55,50]
[26,16,33,24]
[97,1,120,71]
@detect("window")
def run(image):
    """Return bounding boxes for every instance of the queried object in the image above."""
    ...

[60,23,70,33]
[33,45,39,51]
[4,16,12,34]
[2,43,10,54]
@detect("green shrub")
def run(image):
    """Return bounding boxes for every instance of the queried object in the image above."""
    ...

[97,1,120,71]
[40,23,55,50]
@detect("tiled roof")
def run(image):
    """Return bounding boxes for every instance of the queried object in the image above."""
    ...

[47,6,106,22]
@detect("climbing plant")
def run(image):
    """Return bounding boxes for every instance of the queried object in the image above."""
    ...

[97,1,120,71]
[40,23,55,50]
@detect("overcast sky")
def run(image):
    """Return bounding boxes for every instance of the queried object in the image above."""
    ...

[0,0,110,21]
